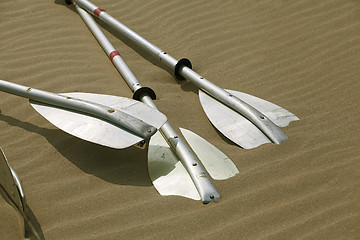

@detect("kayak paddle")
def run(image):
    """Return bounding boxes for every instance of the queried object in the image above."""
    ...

[67,0,299,149]
[0,80,167,149]
[74,5,239,203]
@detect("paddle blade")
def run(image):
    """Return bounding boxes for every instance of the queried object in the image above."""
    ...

[199,89,299,149]
[30,92,167,149]
[148,131,201,200]
[0,148,23,211]
[179,128,238,180]
[0,148,42,239]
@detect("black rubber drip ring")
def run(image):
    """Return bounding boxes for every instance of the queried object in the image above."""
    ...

[133,87,156,101]
[175,58,192,80]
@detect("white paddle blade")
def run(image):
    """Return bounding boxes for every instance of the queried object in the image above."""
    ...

[0,148,23,210]
[148,131,201,201]
[179,128,238,180]
[199,89,299,149]
[0,149,41,239]
[9,167,26,205]
[30,93,167,149]
[228,90,299,127]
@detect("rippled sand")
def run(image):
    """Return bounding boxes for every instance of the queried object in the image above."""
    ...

[0,0,359,239]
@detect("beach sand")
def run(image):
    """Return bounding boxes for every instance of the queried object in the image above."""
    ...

[0,0,359,239]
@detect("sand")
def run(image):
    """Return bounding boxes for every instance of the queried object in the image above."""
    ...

[0,0,359,239]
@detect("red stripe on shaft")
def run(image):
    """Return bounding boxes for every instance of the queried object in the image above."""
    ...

[94,8,105,17]
[109,51,120,62]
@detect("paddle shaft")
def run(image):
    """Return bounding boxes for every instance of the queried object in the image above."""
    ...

[75,5,220,203]
[0,80,155,139]
[70,0,288,144]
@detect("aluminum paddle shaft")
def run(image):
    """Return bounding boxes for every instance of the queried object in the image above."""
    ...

[68,0,288,145]
[75,5,220,203]
[0,80,156,139]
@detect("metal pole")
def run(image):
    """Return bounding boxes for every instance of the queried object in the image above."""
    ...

[0,80,156,139]
[75,5,220,203]
[69,0,288,145]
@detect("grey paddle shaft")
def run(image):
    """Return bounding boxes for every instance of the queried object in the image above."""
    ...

[76,5,220,203]
[71,0,288,144]
[0,80,155,139]
[74,5,140,94]
[142,97,220,203]
[179,67,289,144]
